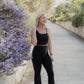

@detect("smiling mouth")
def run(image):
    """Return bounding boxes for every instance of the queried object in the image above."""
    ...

[43,21,47,22]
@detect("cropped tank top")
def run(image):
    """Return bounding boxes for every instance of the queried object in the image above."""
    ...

[36,28,49,45]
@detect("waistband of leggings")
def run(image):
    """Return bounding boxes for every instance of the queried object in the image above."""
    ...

[34,45,48,47]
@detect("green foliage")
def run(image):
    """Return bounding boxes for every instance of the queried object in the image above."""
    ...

[55,14,60,18]
[81,2,84,10]
[56,3,72,16]
[50,2,76,22]
[47,18,51,21]
[56,15,67,21]
[71,3,82,13]
[70,1,84,27]
[51,0,84,28]
[52,18,56,23]
[45,0,54,17]
[55,1,83,16]
[73,0,84,4]
[71,0,84,13]
[51,13,74,22]
[72,11,84,27]
[12,0,54,27]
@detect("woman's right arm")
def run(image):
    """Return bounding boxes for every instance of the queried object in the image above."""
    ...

[30,27,37,46]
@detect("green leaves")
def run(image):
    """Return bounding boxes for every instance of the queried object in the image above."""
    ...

[13,0,54,27]
[72,11,84,27]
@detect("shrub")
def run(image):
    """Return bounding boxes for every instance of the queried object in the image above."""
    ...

[55,14,60,18]
[0,0,31,77]
[56,16,66,21]
[55,3,72,16]
[72,11,84,27]
[48,18,51,21]
[52,19,56,23]
[50,16,55,22]
[55,13,74,22]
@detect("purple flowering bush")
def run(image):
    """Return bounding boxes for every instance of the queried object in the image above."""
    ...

[0,0,32,76]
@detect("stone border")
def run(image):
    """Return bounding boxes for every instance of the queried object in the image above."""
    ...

[55,21,84,39]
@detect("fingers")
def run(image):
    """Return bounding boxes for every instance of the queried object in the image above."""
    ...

[50,57,54,62]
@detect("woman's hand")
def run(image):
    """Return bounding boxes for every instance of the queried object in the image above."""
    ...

[50,56,54,62]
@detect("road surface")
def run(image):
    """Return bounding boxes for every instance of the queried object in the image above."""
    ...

[20,21,84,84]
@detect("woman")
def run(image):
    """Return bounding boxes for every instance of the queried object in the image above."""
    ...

[30,13,55,84]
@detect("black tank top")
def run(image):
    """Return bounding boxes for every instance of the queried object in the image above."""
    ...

[36,28,49,45]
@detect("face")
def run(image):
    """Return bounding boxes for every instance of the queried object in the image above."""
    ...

[38,14,47,25]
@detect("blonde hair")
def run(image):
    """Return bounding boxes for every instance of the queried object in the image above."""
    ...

[35,12,47,28]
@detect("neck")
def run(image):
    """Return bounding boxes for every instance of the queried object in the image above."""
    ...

[38,23,46,29]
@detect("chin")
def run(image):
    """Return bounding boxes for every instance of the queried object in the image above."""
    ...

[43,22,47,24]
[42,23,45,25]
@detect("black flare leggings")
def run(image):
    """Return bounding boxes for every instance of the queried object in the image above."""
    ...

[31,45,55,84]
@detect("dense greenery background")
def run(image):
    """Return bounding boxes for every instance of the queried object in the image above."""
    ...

[50,0,84,27]
[11,0,55,27]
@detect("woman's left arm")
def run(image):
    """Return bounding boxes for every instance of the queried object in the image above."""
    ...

[47,28,54,62]
[47,28,53,54]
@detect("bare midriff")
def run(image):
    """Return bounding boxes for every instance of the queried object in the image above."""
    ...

[36,44,48,46]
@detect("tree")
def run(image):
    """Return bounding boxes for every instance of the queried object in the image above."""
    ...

[56,3,71,16]
[11,0,55,27]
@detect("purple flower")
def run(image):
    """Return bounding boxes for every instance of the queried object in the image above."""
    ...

[0,0,31,77]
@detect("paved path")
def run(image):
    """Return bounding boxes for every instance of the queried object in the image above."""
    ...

[20,21,84,84]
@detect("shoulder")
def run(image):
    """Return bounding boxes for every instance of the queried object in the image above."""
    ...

[31,27,36,33]
[30,27,36,36]
[31,27,35,31]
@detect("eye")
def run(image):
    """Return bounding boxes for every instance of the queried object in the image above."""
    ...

[43,17,46,19]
